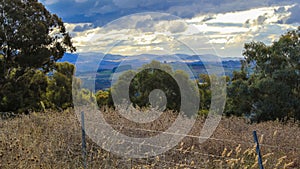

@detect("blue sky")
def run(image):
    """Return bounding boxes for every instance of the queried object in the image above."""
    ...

[41,0,300,57]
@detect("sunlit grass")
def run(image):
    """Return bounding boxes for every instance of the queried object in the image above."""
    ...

[0,109,299,168]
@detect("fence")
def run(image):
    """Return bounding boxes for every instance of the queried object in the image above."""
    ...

[0,111,299,168]
[78,114,299,168]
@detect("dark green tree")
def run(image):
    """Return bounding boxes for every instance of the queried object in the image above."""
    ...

[46,62,75,110]
[198,74,211,111]
[0,0,75,72]
[0,0,75,112]
[0,69,48,112]
[110,61,198,113]
[225,70,252,117]
[198,74,229,117]
[227,27,300,122]
[96,89,113,108]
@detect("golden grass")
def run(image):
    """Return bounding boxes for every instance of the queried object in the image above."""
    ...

[0,109,299,168]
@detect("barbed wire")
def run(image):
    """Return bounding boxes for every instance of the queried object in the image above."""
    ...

[73,119,300,151]
[1,115,299,168]
[1,118,300,152]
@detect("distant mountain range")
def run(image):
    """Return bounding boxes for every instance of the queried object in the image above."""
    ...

[58,53,243,90]
[59,53,242,70]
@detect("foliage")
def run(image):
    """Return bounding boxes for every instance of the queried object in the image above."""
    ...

[198,74,211,111]
[0,68,48,112]
[0,62,78,112]
[226,27,300,122]
[225,70,252,117]
[108,61,198,113]
[0,0,75,72]
[46,62,75,109]
[0,0,75,113]
[197,74,228,116]
[95,89,112,107]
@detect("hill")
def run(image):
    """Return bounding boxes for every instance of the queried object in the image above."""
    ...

[0,110,298,168]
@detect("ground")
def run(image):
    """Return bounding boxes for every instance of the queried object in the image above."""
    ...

[0,109,299,168]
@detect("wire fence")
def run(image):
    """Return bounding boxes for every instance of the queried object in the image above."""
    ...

[0,112,299,168]
[73,116,300,151]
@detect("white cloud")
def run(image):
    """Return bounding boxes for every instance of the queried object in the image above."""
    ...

[154,20,188,34]
[206,7,272,24]
[66,5,297,57]
[43,0,59,5]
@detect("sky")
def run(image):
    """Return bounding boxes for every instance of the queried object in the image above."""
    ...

[41,0,300,57]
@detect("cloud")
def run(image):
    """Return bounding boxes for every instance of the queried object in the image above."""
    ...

[41,0,299,27]
[154,20,188,34]
[73,23,94,32]
[93,5,117,15]
[53,1,299,57]
[67,14,189,54]
[43,0,59,5]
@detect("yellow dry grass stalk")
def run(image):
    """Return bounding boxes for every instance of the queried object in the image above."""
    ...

[273,130,278,137]
[227,149,233,157]
[259,134,264,143]
[235,144,242,156]
[221,147,227,157]
[284,161,294,169]
[0,109,299,168]
[276,155,287,167]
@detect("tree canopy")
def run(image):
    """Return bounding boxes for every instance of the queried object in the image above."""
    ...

[97,61,199,116]
[226,27,300,122]
[0,0,76,113]
[0,0,75,74]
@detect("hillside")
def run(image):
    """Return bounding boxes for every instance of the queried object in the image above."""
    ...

[0,110,299,168]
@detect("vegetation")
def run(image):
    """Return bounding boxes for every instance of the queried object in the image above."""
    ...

[0,0,299,124]
[0,110,298,168]
[0,0,299,168]
[97,29,300,122]
[105,61,199,113]
[225,27,300,122]
[0,0,75,112]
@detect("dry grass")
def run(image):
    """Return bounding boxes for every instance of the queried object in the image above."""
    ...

[0,109,299,168]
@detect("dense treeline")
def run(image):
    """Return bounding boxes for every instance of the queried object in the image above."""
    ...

[0,62,76,112]
[0,0,299,122]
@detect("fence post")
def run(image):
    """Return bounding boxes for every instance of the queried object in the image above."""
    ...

[81,111,87,169]
[253,131,264,169]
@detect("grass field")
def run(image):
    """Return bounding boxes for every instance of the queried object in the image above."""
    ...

[0,109,299,168]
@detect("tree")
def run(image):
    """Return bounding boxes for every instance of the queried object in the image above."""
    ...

[0,69,48,112]
[110,61,198,114]
[198,74,229,117]
[0,0,75,73]
[96,90,112,107]
[0,0,75,112]
[46,62,75,110]
[198,74,211,111]
[227,27,300,122]
[225,70,252,117]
